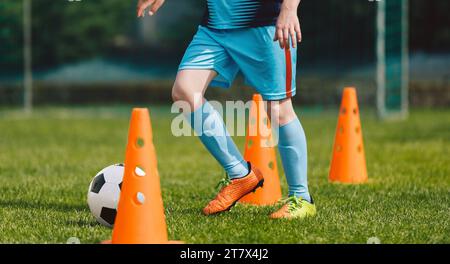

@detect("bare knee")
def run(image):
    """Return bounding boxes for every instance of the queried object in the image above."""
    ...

[267,99,297,126]
[172,83,200,113]
[171,70,214,109]
[171,82,189,103]
[171,79,202,111]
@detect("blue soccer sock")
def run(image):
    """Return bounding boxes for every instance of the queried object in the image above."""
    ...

[277,118,311,203]
[186,101,249,179]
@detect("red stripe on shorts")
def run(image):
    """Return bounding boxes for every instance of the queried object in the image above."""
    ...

[284,47,293,98]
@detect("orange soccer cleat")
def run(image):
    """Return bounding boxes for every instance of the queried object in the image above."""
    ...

[203,164,264,215]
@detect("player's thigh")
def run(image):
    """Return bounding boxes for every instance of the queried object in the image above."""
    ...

[174,26,233,108]
[172,69,217,103]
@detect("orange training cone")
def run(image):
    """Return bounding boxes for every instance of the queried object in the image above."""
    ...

[239,94,282,205]
[329,87,368,184]
[106,108,181,244]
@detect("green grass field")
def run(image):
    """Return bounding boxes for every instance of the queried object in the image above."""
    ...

[0,106,449,244]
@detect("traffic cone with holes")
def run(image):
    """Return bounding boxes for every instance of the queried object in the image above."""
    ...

[239,94,282,205]
[329,87,368,183]
[103,108,181,244]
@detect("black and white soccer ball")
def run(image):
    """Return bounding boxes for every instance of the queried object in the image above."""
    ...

[87,164,124,228]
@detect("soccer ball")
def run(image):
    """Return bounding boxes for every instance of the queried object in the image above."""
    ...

[87,164,124,228]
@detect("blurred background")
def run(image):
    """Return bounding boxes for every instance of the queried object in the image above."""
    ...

[0,0,449,110]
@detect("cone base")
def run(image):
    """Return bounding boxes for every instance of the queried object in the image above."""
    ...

[101,240,184,244]
[238,181,282,206]
[329,178,368,184]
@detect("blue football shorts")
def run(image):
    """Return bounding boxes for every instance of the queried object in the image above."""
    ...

[178,25,297,101]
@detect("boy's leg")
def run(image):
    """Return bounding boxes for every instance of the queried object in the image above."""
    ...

[210,25,315,218]
[267,99,311,203]
[266,99,315,220]
[172,69,264,215]
[172,69,249,179]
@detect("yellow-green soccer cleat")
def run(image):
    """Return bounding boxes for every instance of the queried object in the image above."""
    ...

[269,196,316,220]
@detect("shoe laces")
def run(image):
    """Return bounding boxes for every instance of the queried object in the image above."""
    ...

[281,196,303,212]
[216,177,231,191]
